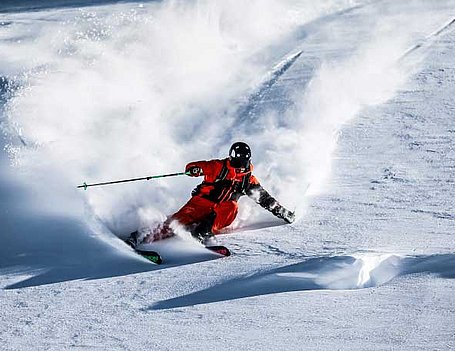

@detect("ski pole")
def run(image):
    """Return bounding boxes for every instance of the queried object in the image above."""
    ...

[77,172,189,190]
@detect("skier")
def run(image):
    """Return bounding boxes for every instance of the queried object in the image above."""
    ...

[128,142,295,246]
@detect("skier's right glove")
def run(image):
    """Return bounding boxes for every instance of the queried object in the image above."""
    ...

[271,205,295,224]
[186,165,203,177]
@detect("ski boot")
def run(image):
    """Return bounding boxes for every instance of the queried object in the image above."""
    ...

[190,213,217,245]
[125,230,140,248]
[125,226,155,248]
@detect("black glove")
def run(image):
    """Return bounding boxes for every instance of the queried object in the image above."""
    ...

[271,205,295,224]
[186,165,203,177]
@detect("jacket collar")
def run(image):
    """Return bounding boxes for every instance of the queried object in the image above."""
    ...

[226,158,253,177]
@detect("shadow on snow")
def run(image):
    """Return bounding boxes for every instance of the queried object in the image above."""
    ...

[149,253,455,310]
[0,211,223,290]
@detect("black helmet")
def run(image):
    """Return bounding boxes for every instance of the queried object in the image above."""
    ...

[229,142,251,169]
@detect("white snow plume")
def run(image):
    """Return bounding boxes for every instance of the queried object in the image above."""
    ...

[1,0,362,234]
[289,34,411,199]
[286,6,455,203]
[228,9,444,225]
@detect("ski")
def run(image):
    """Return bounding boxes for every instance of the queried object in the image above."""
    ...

[205,245,231,257]
[132,246,229,264]
[134,248,163,265]
[123,235,163,264]
[134,245,229,265]
[123,231,230,263]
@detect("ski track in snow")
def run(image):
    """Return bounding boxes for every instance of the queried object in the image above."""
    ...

[1,0,455,350]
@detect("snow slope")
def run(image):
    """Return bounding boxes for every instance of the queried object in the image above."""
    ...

[0,0,454,350]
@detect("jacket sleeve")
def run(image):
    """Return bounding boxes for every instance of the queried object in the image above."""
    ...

[246,175,295,223]
[246,176,279,210]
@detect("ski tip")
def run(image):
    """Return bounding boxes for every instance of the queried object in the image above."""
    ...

[135,249,163,264]
[205,245,231,257]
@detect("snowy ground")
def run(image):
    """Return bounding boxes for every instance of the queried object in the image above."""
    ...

[0,1,454,350]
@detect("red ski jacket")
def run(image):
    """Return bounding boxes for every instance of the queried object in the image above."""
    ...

[185,158,277,209]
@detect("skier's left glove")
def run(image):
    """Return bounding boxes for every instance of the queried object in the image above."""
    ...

[271,205,295,224]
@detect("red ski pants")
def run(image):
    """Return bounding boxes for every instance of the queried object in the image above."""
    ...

[171,196,238,234]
